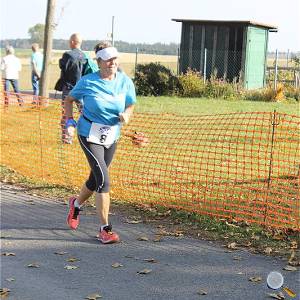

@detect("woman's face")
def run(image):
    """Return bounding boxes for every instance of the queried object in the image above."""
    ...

[98,57,119,78]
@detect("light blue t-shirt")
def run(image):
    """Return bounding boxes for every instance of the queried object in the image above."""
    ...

[70,71,137,138]
[31,52,43,72]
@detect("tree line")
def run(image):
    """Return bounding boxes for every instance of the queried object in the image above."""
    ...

[0,39,179,55]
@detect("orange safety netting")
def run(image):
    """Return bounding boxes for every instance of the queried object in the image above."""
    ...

[1,92,299,230]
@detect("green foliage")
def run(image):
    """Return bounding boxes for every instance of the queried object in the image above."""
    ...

[134,62,178,96]
[284,86,300,101]
[28,23,45,45]
[243,86,276,102]
[204,76,237,99]
[291,55,300,67]
[177,69,239,99]
[177,69,206,97]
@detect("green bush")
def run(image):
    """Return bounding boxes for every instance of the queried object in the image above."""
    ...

[134,63,178,96]
[284,86,300,101]
[204,78,237,99]
[177,69,206,97]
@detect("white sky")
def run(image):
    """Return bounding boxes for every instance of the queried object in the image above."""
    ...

[1,0,299,51]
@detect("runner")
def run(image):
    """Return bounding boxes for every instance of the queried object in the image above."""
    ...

[64,41,136,244]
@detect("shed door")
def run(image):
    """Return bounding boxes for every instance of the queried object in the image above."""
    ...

[244,27,267,89]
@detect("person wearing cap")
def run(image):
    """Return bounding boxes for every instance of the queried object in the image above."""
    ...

[63,41,136,244]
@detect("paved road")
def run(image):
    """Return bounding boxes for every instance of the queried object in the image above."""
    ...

[1,184,299,300]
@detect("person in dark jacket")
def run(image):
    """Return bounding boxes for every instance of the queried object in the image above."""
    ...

[58,33,86,143]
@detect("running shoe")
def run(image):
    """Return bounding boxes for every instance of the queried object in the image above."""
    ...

[97,224,120,244]
[66,197,81,230]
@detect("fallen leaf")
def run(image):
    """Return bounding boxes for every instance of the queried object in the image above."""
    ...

[137,236,149,241]
[264,247,273,255]
[1,252,16,256]
[111,262,123,268]
[288,250,296,265]
[290,241,298,249]
[54,251,68,255]
[197,289,208,295]
[143,258,158,263]
[27,263,40,268]
[5,278,15,282]
[67,257,80,262]
[249,276,262,283]
[125,219,142,224]
[0,235,11,239]
[227,242,238,250]
[233,256,242,260]
[137,268,152,274]
[64,265,78,270]
[0,288,10,297]
[267,292,285,299]
[124,255,139,260]
[25,199,34,202]
[85,292,102,299]
[153,235,163,242]
[283,265,297,271]
[225,221,240,228]
[283,286,296,298]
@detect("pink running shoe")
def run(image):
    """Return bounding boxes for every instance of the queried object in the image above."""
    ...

[97,225,120,244]
[66,197,81,230]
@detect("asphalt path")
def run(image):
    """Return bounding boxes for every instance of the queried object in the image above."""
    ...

[1,184,299,300]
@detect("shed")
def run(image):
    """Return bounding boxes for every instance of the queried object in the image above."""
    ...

[172,19,277,89]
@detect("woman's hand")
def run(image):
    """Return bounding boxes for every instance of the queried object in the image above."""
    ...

[119,112,130,124]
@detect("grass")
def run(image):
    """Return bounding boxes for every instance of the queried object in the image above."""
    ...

[135,97,300,116]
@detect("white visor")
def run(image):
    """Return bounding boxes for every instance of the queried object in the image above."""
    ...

[96,47,119,60]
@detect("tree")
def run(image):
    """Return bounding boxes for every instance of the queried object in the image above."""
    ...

[28,23,45,44]
[40,0,56,98]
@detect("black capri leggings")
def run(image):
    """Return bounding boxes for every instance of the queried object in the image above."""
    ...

[78,135,117,193]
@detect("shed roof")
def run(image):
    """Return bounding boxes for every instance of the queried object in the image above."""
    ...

[172,19,278,31]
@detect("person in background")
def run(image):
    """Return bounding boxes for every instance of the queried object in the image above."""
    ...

[1,45,23,106]
[57,33,85,143]
[30,43,43,104]
[64,41,136,244]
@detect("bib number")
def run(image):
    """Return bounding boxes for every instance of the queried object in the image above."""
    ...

[87,123,119,147]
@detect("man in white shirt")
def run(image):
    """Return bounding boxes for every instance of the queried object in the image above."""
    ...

[1,45,23,105]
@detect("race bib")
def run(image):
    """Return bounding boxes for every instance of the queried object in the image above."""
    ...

[86,122,119,147]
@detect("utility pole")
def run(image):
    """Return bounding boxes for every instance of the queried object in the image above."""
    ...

[40,0,56,99]
[111,16,115,46]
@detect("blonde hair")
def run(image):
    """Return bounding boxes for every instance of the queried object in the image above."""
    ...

[31,43,39,52]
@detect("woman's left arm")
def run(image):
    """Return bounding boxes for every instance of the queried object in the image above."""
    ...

[119,104,135,124]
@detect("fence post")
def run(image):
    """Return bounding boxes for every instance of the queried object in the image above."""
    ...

[286,49,289,68]
[274,49,278,90]
[264,110,279,224]
[203,48,207,84]
[134,47,138,79]
[177,47,180,75]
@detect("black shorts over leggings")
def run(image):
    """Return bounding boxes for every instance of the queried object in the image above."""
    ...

[78,135,117,193]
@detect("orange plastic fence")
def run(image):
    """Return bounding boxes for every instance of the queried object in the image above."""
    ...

[1,92,299,230]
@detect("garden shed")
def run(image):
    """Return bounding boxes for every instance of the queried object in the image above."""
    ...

[172,19,277,89]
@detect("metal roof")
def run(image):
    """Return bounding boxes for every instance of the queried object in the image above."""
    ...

[172,19,278,31]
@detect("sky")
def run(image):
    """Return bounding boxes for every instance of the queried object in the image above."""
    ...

[1,0,299,51]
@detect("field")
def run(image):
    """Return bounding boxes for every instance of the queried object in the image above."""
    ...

[2,48,297,91]
[3,48,177,90]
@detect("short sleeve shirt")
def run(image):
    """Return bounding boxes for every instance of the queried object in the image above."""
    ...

[70,71,136,138]
[31,52,43,72]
